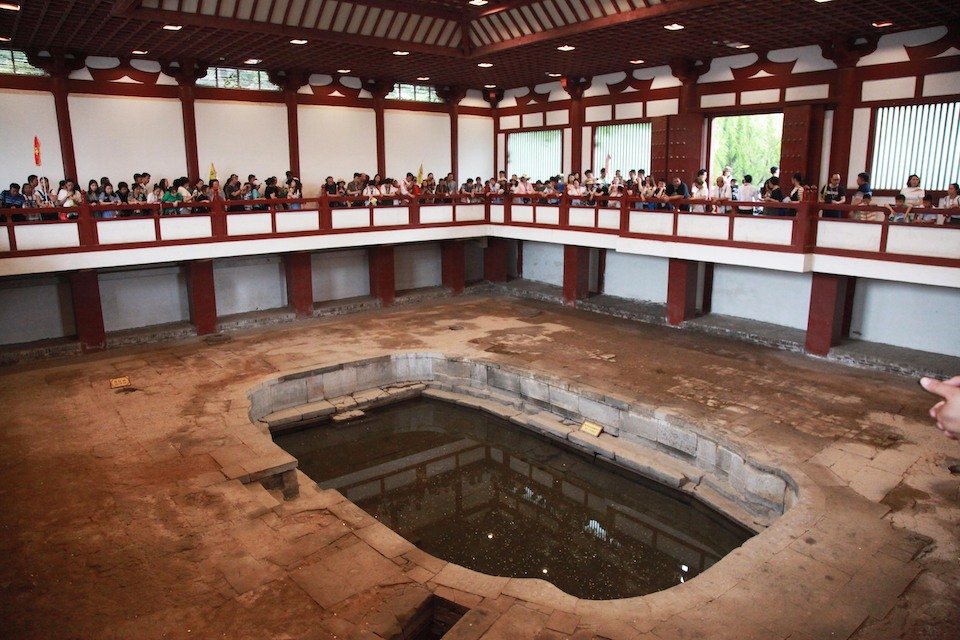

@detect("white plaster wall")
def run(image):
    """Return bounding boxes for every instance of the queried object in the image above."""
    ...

[195,101,289,185]
[522,241,563,287]
[395,242,442,291]
[99,266,189,332]
[0,276,73,345]
[0,90,64,184]
[213,255,286,316]
[298,105,377,193]
[458,115,494,182]
[311,248,370,301]
[384,111,451,180]
[847,108,872,190]
[850,279,960,357]
[69,95,185,183]
[710,265,812,330]
[603,252,668,303]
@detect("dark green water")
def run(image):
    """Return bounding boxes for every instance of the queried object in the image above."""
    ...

[274,398,753,600]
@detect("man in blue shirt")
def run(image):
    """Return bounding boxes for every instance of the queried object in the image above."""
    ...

[851,172,872,205]
[1,183,26,208]
[666,176,691,211]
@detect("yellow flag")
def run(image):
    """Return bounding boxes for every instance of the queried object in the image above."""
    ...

[417,163,424,185]
[208,163,218,181]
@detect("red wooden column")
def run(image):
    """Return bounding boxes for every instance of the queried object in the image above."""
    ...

[820,39,877,185]
[483,237,510,283]
[780,105,824,186]
[561,77,591,176]
[441,241,466,295]
[369,79,394,179]
[563,245,590,307]
[269,70,308,178]
[50,75,78,181]
[69,270,106,352]
[368,245,395,307]
[666,59,707,180]
[805,273,850,356]
[666,258,699,326]
[187,260,218,336]
[438,86,467,182]
[283,252,314,318]
[165,60,207,183]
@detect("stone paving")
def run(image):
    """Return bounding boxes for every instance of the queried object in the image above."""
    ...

[0,296,958,639]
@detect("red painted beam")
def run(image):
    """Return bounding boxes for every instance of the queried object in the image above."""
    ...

[562,245,590,307]
[805,273,849,356]
[69,269,106,352]
[283,252,314,318]
[187,259,218,335]
[368,245,395,307]
[666,258,698,326]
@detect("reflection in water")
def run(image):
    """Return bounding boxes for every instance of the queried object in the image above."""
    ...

[275,399,753,600]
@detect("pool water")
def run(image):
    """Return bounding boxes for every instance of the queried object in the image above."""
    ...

[274,398,753,600]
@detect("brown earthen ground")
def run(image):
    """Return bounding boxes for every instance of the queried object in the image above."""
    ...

[1,295,958,639]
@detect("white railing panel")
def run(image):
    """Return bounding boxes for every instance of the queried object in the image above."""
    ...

[420,206,454,224]
[373,207,409,227]
[456,204,486,222]
[15,223,80,250]
[733,217,793,245]
[489,204,505,223]
[629,211,673,235]
[0,228,11,252]
[886,225,960,259]
[332,208,369,229]
[816,220,882,252]
[597,209,620,230]
[677,214,728,240]
[569,207,596,228]
[536,208,560,225]
[160,216,212,240]
[276,210,320,233]
[97,219,156,245]
[227,213,273,236]
[511,205,534,223]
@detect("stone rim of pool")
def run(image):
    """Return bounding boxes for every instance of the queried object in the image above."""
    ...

[247,352,818,606]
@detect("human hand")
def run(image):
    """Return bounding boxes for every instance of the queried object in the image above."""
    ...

[920,376,960,440]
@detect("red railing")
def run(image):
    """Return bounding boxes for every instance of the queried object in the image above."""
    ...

[1,190,958,268]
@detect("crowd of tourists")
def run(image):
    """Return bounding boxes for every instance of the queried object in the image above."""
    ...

[2,166,958,225]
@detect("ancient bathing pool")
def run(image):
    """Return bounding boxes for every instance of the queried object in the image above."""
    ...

[274,398,754,600]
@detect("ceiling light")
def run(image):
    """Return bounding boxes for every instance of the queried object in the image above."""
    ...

[477,62,493,68]
[132,49,148,55]
[664,23,684,30]
[162,24,182,31]
[872,20,893,28]
[393,50,410,56]
[0,36,10,42]
[0,3,21,10]
[336,69,351,73]
[484,84,496,88]
[557,45,575,52]
[546,72,561,77]
[814,1,833,3]
[629,59,644,64]
[290,39,308,45]
[244,58,261,64]
[469,0,489,5]
[728,42,750,49]
[417,76,430,81]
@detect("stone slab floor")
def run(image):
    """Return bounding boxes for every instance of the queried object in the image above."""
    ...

[0,295,958,640]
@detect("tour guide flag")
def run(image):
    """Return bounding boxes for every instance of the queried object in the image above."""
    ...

[417,163,424,185]
[34,136,42,167]
[209,162,217,181]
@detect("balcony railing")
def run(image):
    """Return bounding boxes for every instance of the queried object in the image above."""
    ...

[1,189,958,268]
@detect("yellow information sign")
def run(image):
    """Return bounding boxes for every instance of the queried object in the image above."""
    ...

[110,376,131,389]
[580,421,604,437]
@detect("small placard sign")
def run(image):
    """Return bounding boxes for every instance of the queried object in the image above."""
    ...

[110,376,131,389]
[580,421,604,437]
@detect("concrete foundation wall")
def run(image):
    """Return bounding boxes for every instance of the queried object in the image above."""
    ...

[214,256,287,316]
[851,279,960,357]
[395,243,442,291]
[710,265,812,330]
[0,276,74,345]
[312,249,370,302]
[99,266,190,332]
[522,241,564,287]
[603,252,668,303]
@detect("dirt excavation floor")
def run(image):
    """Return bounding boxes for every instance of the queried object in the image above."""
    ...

[1,295,958,640]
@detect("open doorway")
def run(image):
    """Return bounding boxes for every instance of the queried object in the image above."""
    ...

[709,113,784,184]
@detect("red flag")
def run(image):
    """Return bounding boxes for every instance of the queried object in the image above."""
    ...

[33,136,41,166]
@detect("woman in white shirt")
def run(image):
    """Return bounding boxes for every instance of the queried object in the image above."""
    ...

[710,176,728,213]
[363,180,382,205]
[941,182,960,225]
[566,179,586,205]
[901,174,925,206]
[690,177,710,212]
